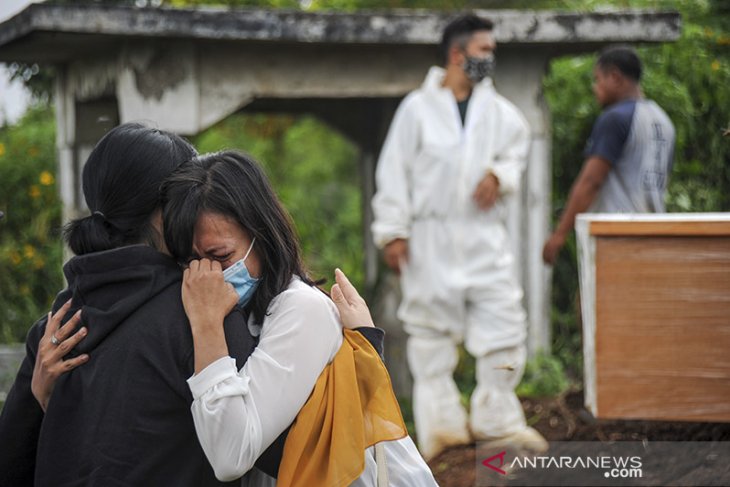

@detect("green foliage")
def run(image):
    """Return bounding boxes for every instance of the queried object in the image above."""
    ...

[454,346,476,407]
[0,106,64,343]
[6,63,55,103]
[516,351,570,398]
[647,21,730,212]
[194,114,365,290]
[452,347,570,404]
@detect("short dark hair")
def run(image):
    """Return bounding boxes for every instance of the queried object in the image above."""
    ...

[597,45,642,82]
[64,123,197,256]
[440,13,494,65]
[161,150,314,324]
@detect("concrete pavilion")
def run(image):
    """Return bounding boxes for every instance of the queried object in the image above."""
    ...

[0,4,680,395]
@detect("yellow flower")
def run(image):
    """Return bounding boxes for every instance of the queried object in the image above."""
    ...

[0,142,5,157]
[10,251,22,265]
[40,171,55,186]
[711,60,721,72]
[29,185,41,198]
[23,244,35,259]
[34,257,46,270]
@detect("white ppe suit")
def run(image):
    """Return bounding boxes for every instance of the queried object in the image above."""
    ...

[372,66,531,459]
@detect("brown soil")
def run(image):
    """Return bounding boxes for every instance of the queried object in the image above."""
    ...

[427,390,730,487]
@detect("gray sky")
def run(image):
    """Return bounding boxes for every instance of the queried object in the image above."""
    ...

[0,0,34,125]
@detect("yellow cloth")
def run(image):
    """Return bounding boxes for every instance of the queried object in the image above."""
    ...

[277,329,408,487]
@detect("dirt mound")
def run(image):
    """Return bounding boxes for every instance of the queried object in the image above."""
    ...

[428,390,730,487]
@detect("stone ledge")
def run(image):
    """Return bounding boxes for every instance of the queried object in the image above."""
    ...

[0,4,680,63]
[0,344,24,403]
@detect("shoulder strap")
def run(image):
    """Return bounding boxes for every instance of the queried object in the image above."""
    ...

[375,442,390,487]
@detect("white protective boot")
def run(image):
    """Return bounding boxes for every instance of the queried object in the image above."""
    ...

[407,335,471,460]
[469,346,548,453]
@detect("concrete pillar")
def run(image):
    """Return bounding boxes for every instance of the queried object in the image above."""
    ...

[55,67,78,226]
[525,134,552,354]
[360,150,378,289]
[55,63,120,264]
[495,50,552,356]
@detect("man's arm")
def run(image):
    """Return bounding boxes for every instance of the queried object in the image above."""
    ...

[542,156,612,265]
[487,103,531,196]
[372,96,419,274]
[473,101,530,211]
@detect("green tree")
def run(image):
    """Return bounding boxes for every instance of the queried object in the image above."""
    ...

[0,107,63,342]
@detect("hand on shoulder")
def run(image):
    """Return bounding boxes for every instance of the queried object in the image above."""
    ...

[330,269,374,329]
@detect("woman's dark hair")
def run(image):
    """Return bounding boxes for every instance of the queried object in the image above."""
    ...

[63,123,197,256]
[597,45,642,82]
[161,150,314,324]
[440,13,494,65]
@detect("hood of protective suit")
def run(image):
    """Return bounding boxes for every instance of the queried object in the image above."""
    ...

[420,66,494,93]
[52,245,183,355]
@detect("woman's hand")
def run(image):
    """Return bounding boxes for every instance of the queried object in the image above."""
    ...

[31,298,89,412]
[183,259,239,329]
[183,259,239,373]
[330,268,375,329]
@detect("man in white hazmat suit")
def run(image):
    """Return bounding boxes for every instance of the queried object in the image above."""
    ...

[371,14,547,460]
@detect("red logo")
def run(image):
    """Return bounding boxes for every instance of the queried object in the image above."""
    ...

[482,450,507,475]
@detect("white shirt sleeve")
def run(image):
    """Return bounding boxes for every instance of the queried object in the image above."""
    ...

[371,95,420,248]
[490,99,531,195]
[188,282,343,481]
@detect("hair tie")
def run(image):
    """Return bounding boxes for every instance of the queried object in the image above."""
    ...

[92,210,106,220]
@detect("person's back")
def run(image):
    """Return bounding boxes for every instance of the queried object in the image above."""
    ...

[33,246,253,486]
[589,98,675,213]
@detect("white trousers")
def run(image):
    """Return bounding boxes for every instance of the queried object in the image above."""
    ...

[399,217,529,459]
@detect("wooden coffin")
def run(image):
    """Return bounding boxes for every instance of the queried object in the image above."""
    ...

[576,213,730,422]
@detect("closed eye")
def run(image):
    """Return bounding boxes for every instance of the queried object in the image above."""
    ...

[211,253,233,262]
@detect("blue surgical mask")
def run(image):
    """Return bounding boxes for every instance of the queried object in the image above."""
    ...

[223,237,259,307]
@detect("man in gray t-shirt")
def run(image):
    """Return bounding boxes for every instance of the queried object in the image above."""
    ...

[542,45,676,265]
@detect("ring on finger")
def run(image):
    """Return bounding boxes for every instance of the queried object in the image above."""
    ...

[50,334,61,346]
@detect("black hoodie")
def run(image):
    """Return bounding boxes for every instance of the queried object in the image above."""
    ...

[0,245,256,487]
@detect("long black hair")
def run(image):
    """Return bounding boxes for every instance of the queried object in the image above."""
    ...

[63,123,197,256]
[161,150,314,323]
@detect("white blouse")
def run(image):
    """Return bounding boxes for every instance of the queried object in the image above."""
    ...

[188,277,438,486]
[188,277,342,481]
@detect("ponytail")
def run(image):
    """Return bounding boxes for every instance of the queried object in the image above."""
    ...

[64,123,196,255]
[63,213,116,256]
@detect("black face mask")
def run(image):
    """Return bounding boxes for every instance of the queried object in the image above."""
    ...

[463,54,496,83]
